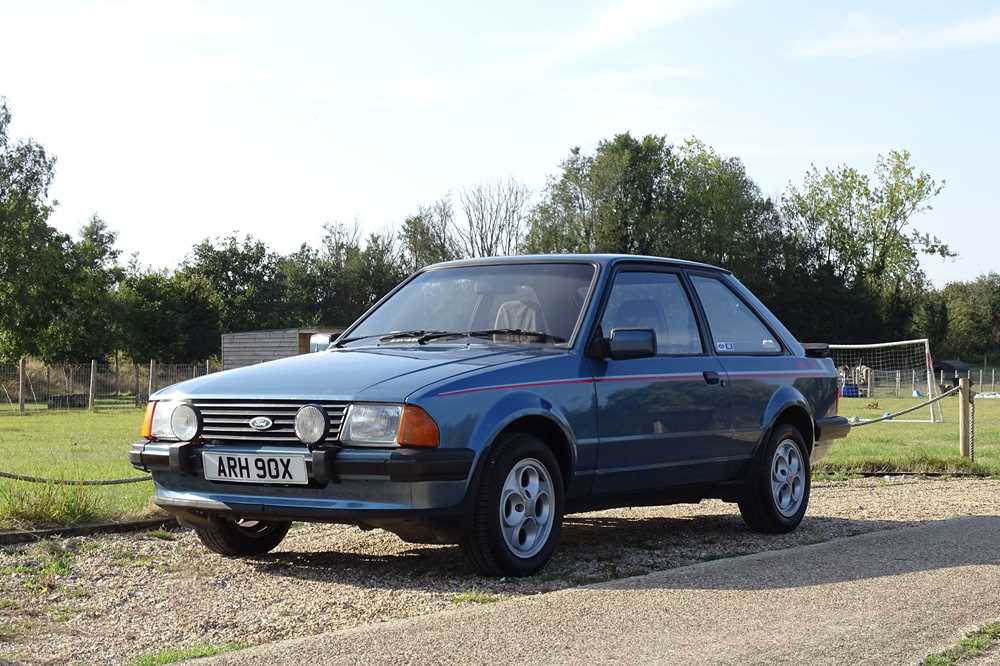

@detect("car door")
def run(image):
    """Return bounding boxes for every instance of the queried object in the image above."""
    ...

[688,273,790,460]
[591,268,734,494]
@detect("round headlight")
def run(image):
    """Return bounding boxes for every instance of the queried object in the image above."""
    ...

[169,403,200,441]
[295,405,328,445]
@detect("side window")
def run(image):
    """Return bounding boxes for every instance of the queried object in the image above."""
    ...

[690,275,781,354]
[601,272,703,355]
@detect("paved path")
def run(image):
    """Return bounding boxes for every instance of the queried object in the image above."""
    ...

[206,516,1000,665]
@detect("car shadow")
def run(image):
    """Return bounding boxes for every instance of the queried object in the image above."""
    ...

[595,514,1000,592]
[246,511,931,594]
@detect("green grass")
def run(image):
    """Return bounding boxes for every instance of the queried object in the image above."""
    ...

[128,643,247,666]
[1,539,77,593]
[144,528,176,541]
[817,396,1000,475]
[449,589,501,604]
[923,622,1000,665]
[0,409,155,529]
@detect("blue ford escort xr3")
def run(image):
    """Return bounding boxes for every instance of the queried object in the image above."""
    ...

[130,255,850,576]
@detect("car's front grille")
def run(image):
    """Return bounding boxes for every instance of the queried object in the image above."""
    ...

[192,399,348,444]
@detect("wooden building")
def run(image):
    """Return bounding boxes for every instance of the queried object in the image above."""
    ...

[221,327,346,371]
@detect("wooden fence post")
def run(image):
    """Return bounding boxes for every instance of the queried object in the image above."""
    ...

[993,368,996,392]
[959,377,971,458]
[88,359,97,412]
[148,359,155,400]
[17,357,25,414]
[205,359,210,376]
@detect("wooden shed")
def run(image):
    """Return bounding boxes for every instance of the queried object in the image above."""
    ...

[221,327,346,371]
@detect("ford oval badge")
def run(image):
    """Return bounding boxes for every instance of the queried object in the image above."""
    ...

[249,416,273,431]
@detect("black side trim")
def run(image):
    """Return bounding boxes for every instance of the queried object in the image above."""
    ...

[815,416,851,441]
[169,442,195,474]
[130,441,169,471]
[385,448,475,482]
[323,447,475,482]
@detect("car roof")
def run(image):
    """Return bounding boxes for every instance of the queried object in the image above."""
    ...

[423,254,730,273]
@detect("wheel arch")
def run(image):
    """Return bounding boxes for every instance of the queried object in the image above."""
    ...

[493,414,574,486]
[760,386,816,456]
[469,393,578,490]
[771,405,815,454]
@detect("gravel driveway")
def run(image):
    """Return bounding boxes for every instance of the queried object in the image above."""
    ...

[1,477,997,665]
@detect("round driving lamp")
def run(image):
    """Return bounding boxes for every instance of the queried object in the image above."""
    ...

[295,405,328,445]
[169,403,201,442]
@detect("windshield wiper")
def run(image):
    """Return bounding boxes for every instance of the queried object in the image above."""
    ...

[334,330,446,348]
[417,329,567,344]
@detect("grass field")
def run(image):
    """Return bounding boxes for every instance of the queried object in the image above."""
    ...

[817,395,1000,476]
[0,395,996,529]
[0,409,153,530]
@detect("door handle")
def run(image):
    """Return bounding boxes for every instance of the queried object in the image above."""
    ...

[703,371,721,385]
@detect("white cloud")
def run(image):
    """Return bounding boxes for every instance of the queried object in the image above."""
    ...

[3,0,257,44]
[585,64,704,86]
[385,77,453,105]
[796,9,1000,57]
[530,0,730,65]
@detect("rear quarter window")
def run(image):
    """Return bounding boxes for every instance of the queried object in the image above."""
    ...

[690,275,781,354]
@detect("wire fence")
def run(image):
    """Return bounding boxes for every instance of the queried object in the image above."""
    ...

[855,367,1000,397]
[0,359,221,415]
[939,367,1000,394]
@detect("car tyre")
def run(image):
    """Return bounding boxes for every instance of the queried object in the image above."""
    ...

[462,432,564,577]
[194,518,292,556]
[738,423,810,534]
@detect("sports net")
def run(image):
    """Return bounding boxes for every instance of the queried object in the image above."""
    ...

[830,338,943,423]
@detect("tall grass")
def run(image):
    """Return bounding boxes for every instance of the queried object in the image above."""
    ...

[0,482,105,530]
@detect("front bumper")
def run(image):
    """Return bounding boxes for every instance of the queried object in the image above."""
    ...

[130,440,475,520]
[130,440,474,483]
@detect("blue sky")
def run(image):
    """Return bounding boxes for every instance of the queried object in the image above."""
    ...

[1,0,997,285]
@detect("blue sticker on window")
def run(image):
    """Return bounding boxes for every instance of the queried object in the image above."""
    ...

[716,341,736,352]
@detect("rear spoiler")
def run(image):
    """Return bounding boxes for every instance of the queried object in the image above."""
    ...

[802,343,831,359]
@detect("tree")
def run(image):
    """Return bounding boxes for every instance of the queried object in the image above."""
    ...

[782,150,952,341]
[278,244,325,328]
[398,198,459,271]
[589,133,674,255]
[277,222,410,328]
[36,216,125,362]
[455,178,530,257]
[349,230,408,307]
[182,234,289,333]
[118,266,221,362]
[523,147,596,253]
[936,274,1000,362]
[523,134,673,255]
[911,290,949,355]
[0,98,74,361]
[784,152,950,289]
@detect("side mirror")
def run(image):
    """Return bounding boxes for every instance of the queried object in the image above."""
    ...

[607,328,656,360]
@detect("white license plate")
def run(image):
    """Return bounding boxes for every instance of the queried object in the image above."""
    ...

[202,452,308,485]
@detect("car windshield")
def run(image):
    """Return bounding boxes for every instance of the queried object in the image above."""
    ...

[340,263,596,347]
